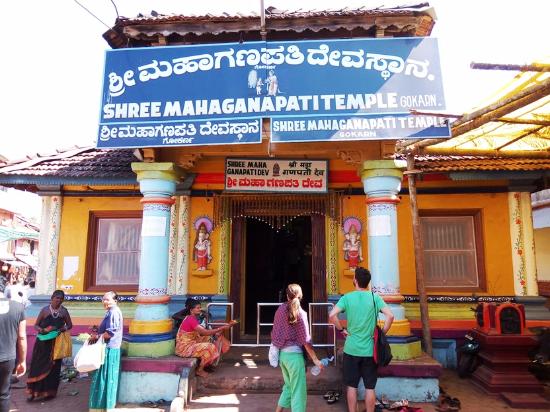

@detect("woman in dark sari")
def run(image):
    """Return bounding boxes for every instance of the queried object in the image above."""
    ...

[26,290,72,402]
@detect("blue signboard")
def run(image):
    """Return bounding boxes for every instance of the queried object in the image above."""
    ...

[271,113,451,142]
[98,37,446,148]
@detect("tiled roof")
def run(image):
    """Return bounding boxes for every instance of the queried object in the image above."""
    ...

[105,3,435,47]
[413,155,550,172]
[117,4,433,25]
[0,147,138,185]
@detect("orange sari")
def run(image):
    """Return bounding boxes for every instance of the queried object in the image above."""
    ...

[175,316,230,367]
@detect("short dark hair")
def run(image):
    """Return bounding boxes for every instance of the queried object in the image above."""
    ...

[51,289,65,299]
[185,298,201,310]
[354,267,371,289]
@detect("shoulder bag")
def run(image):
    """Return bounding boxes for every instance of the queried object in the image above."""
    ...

[371,292,392,366]
[53,330,73,360]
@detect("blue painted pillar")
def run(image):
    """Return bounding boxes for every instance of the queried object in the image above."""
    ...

[359,160,411,337]
[126,162,182,357]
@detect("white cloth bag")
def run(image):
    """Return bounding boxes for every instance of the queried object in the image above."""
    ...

[268,344,280,368]
[74,336,106,373]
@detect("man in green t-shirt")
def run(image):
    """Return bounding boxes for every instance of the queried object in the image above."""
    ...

[329,267,394,412]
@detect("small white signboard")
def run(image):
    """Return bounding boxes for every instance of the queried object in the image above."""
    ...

[141,216,167,237]
[225,158,328,193]
[368,215,391,237]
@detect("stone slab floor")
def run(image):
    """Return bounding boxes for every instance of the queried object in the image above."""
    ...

[8,369,549,411]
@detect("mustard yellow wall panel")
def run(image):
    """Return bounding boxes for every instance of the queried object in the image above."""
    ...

[56,197,142,294]
[398,193,514,296]
[188,197,219,294]
[535,228,550,282]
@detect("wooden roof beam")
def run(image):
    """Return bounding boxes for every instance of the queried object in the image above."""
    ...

[401,78,550,153]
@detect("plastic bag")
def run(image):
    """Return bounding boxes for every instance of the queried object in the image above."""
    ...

[74,336,106,373]
[53,331,73,360]
[268,344,280,368]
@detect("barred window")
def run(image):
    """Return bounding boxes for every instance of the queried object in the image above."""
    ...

[420,211,485,290]
[86,211,142,292]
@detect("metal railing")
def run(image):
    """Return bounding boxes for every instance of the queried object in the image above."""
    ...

[257,302,281,346]
[205,301,337,358]
[308,302,337,364]
[205,302,236,345]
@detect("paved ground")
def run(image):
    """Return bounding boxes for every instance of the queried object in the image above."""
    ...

[8,369,550,411]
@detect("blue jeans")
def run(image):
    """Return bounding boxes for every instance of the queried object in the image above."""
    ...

[0,359,15,412]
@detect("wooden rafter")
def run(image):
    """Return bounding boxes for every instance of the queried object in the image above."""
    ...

[470,62,550,72]
[401,78,550,153]
[495,126,545,151]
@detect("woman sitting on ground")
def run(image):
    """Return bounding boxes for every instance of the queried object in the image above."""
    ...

[175,298,237,377]
[27,289,73,402]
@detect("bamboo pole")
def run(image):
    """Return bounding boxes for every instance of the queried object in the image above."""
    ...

[496,118,550,126]
[470,62,550,72]
[452,85,550,137]
[409,109,463,118]
[403,79,550,153]
[438,77,549,130]
[495,126,545,151]
[406,153,432,356]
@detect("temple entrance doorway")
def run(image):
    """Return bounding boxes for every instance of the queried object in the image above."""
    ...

[226,194,332,343]
[243,216,312,336]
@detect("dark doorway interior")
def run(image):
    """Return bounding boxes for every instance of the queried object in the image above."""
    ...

[244,216,312,336]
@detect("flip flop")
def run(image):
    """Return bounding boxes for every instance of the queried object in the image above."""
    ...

[389,400,409,410]
[326,392,340,404]
[140,400,159,408]
[323,391,335,400]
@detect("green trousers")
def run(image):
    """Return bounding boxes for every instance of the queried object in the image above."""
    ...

[89,347,121,412]
[278,351,307,412]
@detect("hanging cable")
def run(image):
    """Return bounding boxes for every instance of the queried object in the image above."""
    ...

[73,0,111,29]
[110,0,119,18]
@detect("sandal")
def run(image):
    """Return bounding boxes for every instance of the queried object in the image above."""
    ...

[140,400,159,408]
[326,392,340,404]
[323,391,335,400]
[435,398,459,412]
[389,400,409,410]
[449,398,461,409]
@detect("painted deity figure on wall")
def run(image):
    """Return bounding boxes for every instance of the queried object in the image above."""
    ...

[343,218,363,270]
[193,222,212,271]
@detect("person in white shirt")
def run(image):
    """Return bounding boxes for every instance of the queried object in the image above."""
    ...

[4,275,30,309]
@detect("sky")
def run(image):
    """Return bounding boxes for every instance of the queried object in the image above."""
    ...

[0,0,548,164]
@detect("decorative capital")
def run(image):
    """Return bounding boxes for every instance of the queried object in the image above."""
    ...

[131,162,184,183]
[358,159,406,180]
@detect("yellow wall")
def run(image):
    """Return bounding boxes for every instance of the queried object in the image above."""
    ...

[57,189,516,297]
[535,227,550,281]
[187,197,218,294]
[398,193,515,296]
[56,197,141,294]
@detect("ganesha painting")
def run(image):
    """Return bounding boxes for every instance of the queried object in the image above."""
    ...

[343,217,364,270]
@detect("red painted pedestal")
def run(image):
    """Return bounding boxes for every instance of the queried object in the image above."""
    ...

[470,330,544,394]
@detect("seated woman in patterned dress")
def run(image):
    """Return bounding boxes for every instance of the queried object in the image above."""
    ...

[174,299,237,377]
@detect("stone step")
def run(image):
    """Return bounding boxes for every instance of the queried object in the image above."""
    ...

[197,348,342,395]
[197,362,342,394]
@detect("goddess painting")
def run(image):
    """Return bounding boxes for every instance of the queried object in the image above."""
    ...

[193,218,213,271]
[343,217,363,269]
